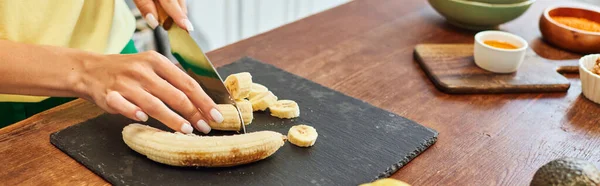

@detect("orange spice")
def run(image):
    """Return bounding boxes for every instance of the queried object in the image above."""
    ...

[483,40,519,50]
[552,16,600,32]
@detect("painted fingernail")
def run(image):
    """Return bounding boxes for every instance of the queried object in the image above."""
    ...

[195,120,211,134]
[135,111,148,122]
[181,123,194,134]
[182,19,194,32]
[145,14,159,29]
[210,108,224,123]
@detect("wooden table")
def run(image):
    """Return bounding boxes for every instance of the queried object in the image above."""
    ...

[1,0,597,185]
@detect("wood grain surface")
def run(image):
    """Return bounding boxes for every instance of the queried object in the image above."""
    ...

[0,0,598,185]
[414,44,571,94]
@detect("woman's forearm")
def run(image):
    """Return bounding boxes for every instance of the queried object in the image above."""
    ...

[0,39,222,134]
[0,39,94,98]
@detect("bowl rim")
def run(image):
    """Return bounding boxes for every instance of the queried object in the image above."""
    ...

[579,54,600,79]
[449,0,537,8]
[543,6,600,36]
[475,30,528,52]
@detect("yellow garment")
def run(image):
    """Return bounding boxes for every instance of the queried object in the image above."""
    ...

[0,0,136,102]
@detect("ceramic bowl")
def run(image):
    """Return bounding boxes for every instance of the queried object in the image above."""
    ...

[474,31,528,73]
[466,0,528,4]
[539,6,600,54]
[579,54,600,104]
[428,0,536,30]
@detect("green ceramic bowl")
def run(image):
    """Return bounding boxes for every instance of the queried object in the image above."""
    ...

[466,0,528,4]
[428,0,536,30]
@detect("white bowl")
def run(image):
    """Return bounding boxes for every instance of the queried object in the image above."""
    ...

[474,30,528,73]
[579,54,600,104]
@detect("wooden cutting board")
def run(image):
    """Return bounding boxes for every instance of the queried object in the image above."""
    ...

[50,57,438,186]
[414,44,578,94]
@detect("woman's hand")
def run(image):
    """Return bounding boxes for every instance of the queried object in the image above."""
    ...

[134,0,193,31]
[126,0,213,133]
[78,51,221,134]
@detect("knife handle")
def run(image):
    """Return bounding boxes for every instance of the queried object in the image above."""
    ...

[154,0,175,30]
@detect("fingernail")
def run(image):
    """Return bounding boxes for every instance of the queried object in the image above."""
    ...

[182,19,194,32]
[181,123,194,134]
[195,120,211,134]
[145,14,159,29]
[135,111,148,122]
[210,108,224,123]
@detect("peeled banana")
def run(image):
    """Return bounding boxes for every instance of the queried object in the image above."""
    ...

[269,100,300,119]
[249,91,278,111]
[360,178,411,186]
[208,104,242,131]
[249,83,269,98]
[122,123,286,167]
[235,99,253,125]
[287,125,318,147]
[224,72,253,100]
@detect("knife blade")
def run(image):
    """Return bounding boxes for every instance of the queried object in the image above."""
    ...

[158,13,246,134]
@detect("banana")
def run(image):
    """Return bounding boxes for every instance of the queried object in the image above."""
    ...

[224,72,253,100]
[249,83,269,99]
[360,178,411,186]
[269,100,300,119]
[122,123,286,167]
[235,99,253,125]
[287,125,318,147]
[208,104,242,131]
[249,91,278,111]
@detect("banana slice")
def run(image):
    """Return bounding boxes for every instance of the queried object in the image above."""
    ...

[122,123,286,167]
[208,104,242,131]
[360,178,411,186]
[224,72,252,100]
[269,100,300,119]
[249,83,269,99]
[235,99,253,125]
[249,91,278,111]
[287,125,318,147]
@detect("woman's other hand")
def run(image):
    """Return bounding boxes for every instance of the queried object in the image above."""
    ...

[133,0,193,31]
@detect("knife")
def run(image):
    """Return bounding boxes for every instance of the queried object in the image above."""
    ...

[156,6,246,134]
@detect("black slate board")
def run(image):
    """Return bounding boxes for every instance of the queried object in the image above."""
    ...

[50,57,438,186]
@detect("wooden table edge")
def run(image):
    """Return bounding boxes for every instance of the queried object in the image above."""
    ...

[0,99,91,135]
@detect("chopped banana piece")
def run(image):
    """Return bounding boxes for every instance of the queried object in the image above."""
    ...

[224,72,252,99]
[249,91,278,111]
[269,100,300,119]
[235,99,253,125]
[360,178,411,186]
[249,83,269,98]
[122,124,286,167]
[208,104,242,131]
[287,125,318,147]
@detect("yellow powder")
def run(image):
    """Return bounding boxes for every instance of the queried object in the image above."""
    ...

[552,16,600,32]
[484,40,519,50]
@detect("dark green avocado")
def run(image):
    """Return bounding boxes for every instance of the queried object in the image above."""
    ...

[531,157,600,186]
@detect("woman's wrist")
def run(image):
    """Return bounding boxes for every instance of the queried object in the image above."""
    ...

[65,49,103,100]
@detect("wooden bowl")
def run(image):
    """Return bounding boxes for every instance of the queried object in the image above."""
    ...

[539,6,600,54]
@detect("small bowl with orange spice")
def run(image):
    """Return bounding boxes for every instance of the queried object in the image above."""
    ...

[474,30,528,73]
[540,6,600,54]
